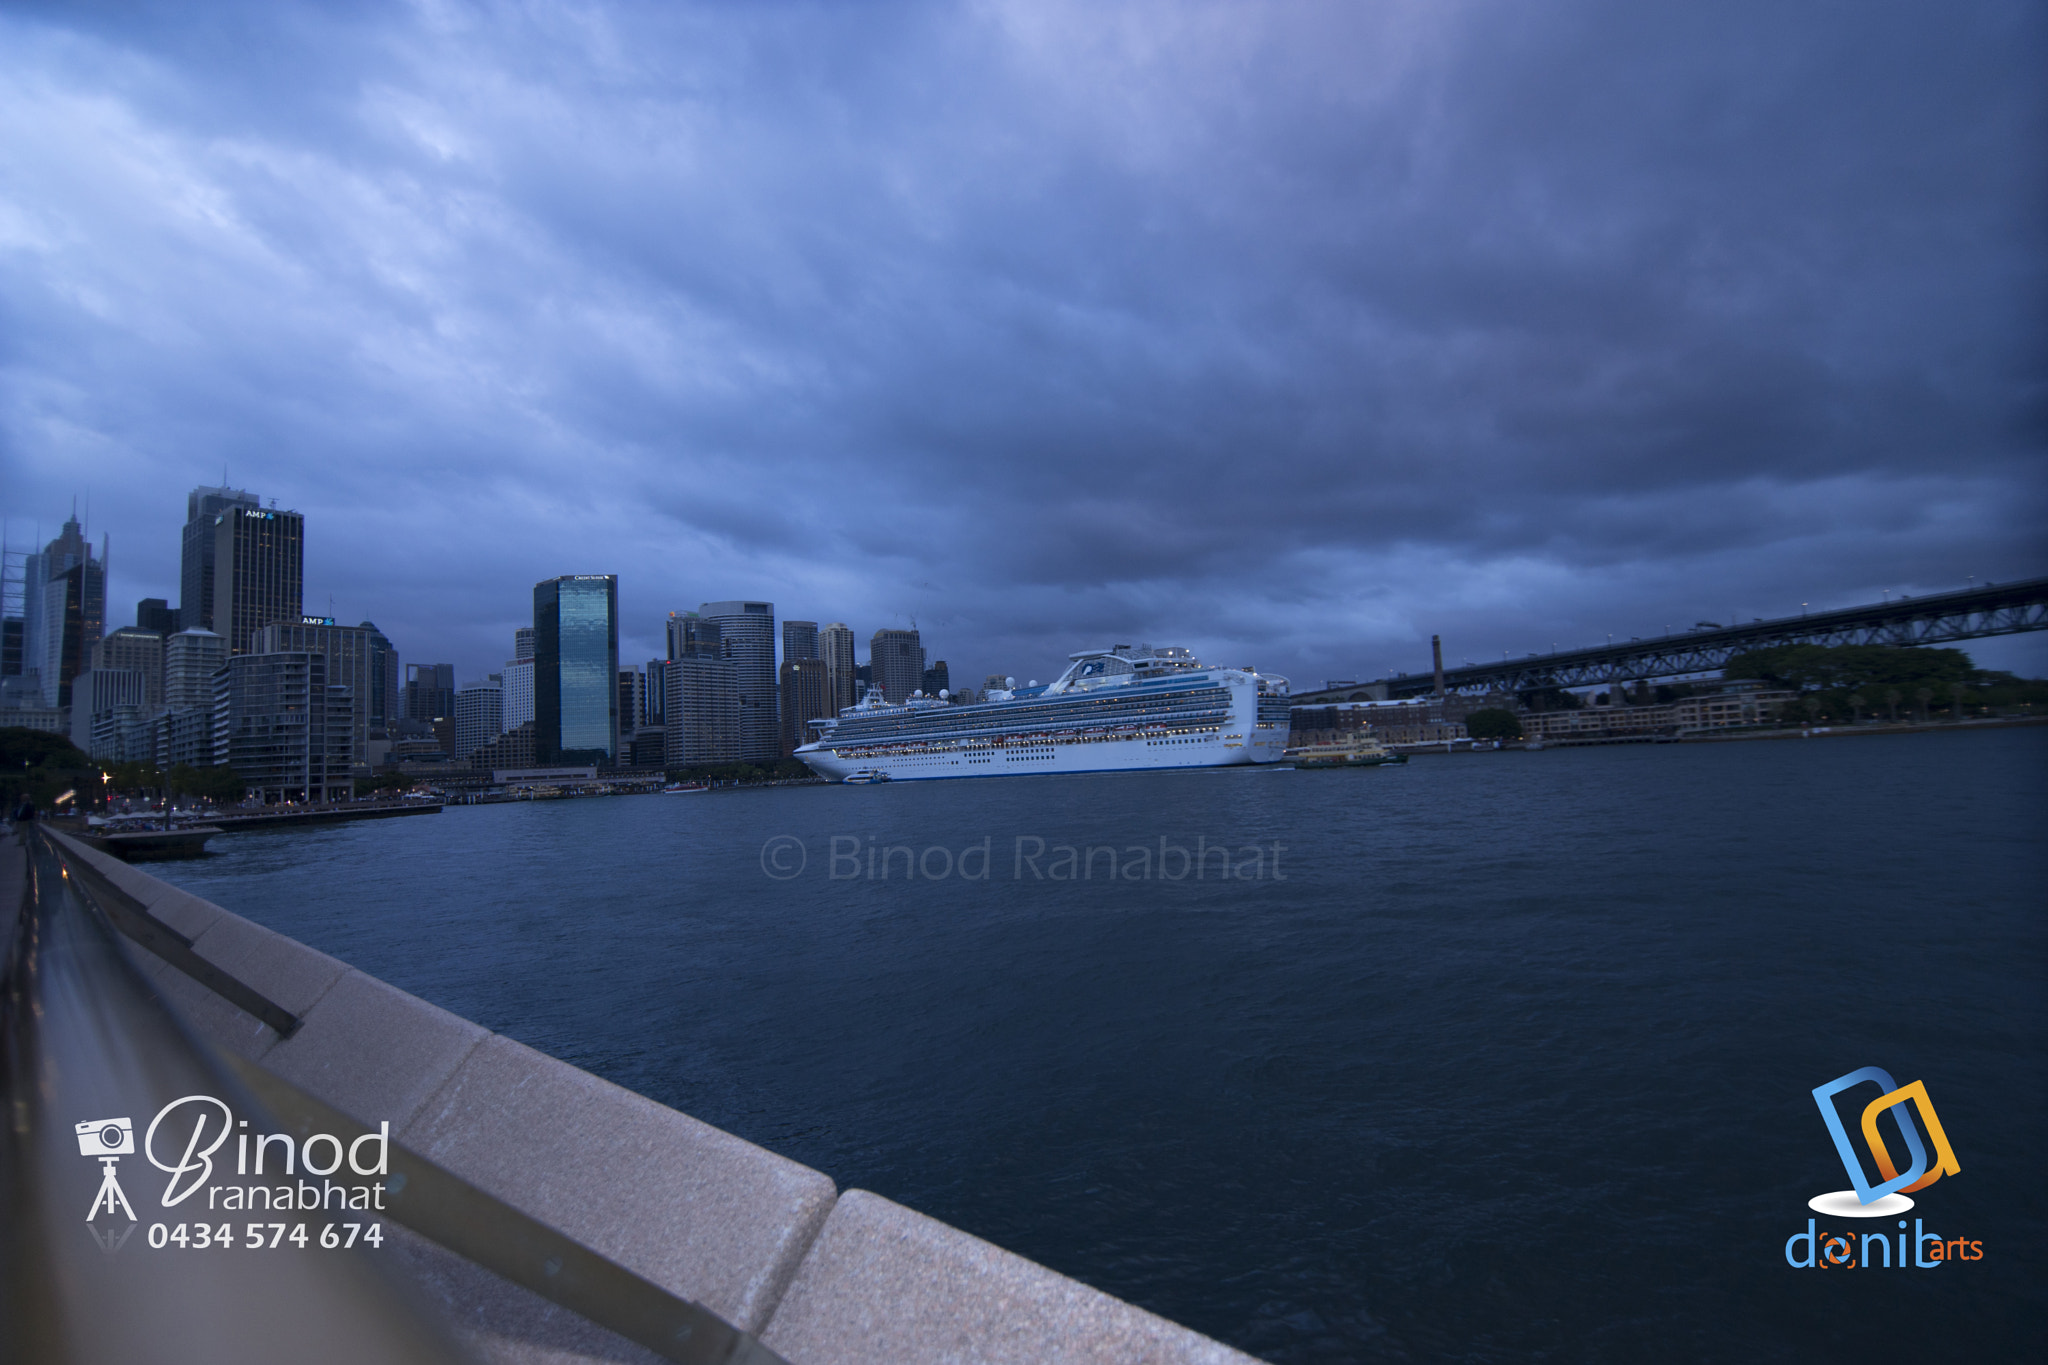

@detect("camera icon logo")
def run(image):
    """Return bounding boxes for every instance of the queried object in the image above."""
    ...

[76,1117,134,1158]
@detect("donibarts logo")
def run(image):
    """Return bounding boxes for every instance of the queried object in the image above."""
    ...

[78,1096,395,1254]
[1786,1066,1980,1270]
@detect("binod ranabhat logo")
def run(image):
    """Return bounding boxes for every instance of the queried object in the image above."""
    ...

[1786,1065,1980,1271]
[76,1096,391,1227]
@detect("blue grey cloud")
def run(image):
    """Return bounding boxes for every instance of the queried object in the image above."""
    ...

[2,0,2042,686]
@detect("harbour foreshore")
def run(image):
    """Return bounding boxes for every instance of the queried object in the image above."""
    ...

[37,826,1259,1365]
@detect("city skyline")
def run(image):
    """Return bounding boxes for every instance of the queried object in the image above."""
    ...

[2,4,2043,691]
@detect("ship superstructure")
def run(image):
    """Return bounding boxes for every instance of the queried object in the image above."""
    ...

[793,645,1290,782]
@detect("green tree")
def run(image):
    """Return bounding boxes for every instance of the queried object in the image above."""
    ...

[1463,708,1523,741]
[0,727,98,810]
[1726,644,1974,695]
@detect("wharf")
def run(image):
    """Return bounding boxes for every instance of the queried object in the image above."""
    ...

[206,800,443,833]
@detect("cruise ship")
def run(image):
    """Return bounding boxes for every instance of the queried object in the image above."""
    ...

[793,645,1291,782]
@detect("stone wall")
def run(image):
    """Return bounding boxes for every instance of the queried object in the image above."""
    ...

[47,829,1260,1365]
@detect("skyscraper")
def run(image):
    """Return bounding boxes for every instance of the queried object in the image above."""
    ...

[155,628,228,769]
[643,658,669,728]
[502,659,535,731]
[781,620,819,662]
[180,485,259,633]
[664,616,738,767]
[514,627,536,661]
[618,667,648,734]
[164,630,228,709]
[820,623,856,715]
[870,628,925,704]
[404,663,456,722]
[535,575,619,766]
[778,657,832,757]
[136,597,180,636]
[211,505,304,655]
[92,626,165,707]
[698,601,778,762]
[23,515,105,707]
[453,678,505,762]
[922,660,951,697]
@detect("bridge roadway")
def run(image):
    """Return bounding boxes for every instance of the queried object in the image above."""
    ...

[1293,576,2048,704]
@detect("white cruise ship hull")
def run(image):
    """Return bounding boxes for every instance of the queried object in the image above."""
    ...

[795,666,1289,783]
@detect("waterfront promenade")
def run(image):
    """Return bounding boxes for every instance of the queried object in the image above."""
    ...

[25,825,1256,1364]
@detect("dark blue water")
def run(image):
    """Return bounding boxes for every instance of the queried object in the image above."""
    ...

[157,729,2047,1362]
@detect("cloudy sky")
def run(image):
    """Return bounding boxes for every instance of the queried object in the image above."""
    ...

[3,0,2043,688]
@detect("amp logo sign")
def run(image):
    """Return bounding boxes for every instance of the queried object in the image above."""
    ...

[1786,1065,1980,1270]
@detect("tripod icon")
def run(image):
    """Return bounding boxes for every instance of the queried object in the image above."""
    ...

[77,1117,137,1223]
[89,1157,136,1222]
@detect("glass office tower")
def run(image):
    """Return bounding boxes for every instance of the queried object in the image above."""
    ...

[534,575,619,766]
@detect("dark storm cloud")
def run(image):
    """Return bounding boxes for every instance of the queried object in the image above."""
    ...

[1,0,2042,684]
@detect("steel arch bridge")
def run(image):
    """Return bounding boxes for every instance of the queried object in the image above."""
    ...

[1293,576,2048,704]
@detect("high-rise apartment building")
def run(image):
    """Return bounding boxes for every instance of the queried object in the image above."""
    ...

[781,620,819,662]
[535,575,619,766]
[778,657,832,757]
[514,627,536,661]
[256,618,398,769]
[922,660,951,697]
[453,678,505,762]
[215,650,352,803]
[820,623,856,716]
[180,485,259,633]
[155,628,228,770]
[163,629,228,709]
[69,667,147,760]
[870,628,925,704]
[92,627,165,707]
[698,601,777,762]
[211,504,304,655]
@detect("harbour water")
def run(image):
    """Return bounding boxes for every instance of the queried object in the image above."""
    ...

[156,728,2047,1362]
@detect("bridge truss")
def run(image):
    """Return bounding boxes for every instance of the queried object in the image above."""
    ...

[1293,577,2048,704]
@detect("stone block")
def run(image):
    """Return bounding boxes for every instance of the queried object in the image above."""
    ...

[188,912,349,1017]
[402,1034,836,1334]
[106,937,265,1059]
[383,1222,667,1365]
[143,885,229,940]
[760,1191,1262,1365]
[263,969,488,1128]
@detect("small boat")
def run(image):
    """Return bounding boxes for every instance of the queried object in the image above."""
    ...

[662,782,708,794]
[1284,734,1408,768]
[842,769,893,785]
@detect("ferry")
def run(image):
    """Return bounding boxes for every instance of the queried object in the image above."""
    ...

[793,645,1290,783]
[1284,733,1407,768]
